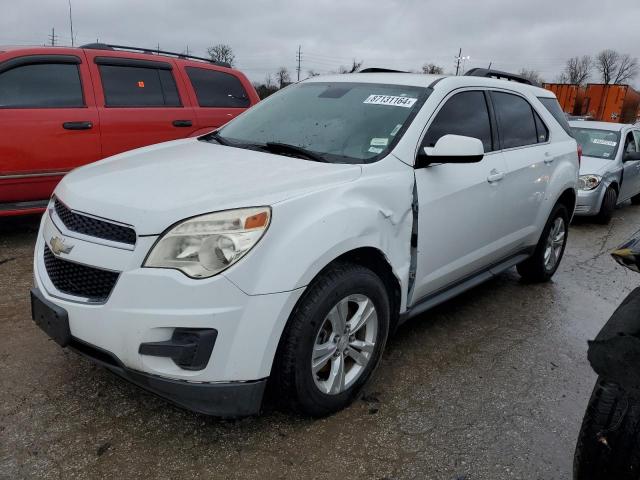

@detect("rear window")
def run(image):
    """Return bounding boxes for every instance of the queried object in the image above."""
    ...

[185,67,250,108]
[538,97,573,137]
[99,65,181,107]
[571,127,620,160]
[0,63,83,108]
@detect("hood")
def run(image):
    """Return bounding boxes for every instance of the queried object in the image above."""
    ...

[579,155,616,176]
[56,138,362,235]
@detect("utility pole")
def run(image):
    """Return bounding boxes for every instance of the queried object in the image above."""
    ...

[68,0,74,46]
[454,48,470,76]
[48,27,58,46]
[296,45,302,81]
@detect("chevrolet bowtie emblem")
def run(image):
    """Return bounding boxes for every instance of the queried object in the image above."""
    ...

[50,236,74,255]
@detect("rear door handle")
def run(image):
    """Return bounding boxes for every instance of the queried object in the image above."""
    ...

[172,120,193,127]
[487,171,505,183]
[62,121,93,130]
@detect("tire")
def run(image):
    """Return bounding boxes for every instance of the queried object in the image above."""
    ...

[574,377,640,480]
[272,261,390,416]
[595,187,617,224]
[631,193,640,205]
[517,203,569,282]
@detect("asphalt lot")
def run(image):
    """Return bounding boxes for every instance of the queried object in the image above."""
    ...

[2,207,640,480]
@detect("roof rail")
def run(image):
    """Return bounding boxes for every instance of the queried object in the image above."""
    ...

[79,43,231,68]
[360,68,408,73]
[465,68,533,85]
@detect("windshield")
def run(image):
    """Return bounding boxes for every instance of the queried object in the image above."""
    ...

[212,82,430,164]
[571,127,621,160]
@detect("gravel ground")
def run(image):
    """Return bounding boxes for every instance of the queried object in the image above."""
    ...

[2,206,640,480]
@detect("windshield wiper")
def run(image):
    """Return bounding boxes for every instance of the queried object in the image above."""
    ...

[201,130,231,146]
[262,142,328,163]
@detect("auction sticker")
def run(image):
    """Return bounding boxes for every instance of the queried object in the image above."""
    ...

[364,95,417,108]
[592,139,617,147]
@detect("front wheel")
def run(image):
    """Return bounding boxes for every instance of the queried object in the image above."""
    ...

[272,261,390,416]
[574,377,640,479]
[517,203,569,282]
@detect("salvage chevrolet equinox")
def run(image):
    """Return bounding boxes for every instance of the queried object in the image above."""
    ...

[31,68,579,417]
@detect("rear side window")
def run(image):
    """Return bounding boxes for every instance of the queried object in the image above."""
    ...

[492,92,538,149]
[99,65,181,107]
[423,90,493,152]
[538,96,573,137]
[0,63,83,108]
[534,110,549,143]
[185,67,250,108]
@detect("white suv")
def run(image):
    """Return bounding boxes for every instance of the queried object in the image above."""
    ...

[31,69,579,417]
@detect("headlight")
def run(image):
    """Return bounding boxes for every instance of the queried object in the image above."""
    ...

[144,207,271,278]
[578,174,602,191]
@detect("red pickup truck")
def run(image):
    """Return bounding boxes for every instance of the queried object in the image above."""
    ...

[0,43,259,216]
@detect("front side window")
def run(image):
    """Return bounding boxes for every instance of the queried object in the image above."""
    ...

[0,62,83,108]
[186,67,249,108]
[99,65,181,107]
[422,90,493,152]
[213,82,430,164]
[492,92,538,149]
[571,127,620,160]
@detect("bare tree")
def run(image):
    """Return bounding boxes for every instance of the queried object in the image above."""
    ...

[207,44,235,66]
[276,67,291,88]
[422,63,444,74]
[562,56,592,85]
[595,49,620,84]
[338,59,363,74]
[518,68,544,86]
[595,49,639,84]
[613,54,639,84]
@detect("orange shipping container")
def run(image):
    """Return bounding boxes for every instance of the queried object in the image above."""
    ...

[581,84,640,123]
[542,83,586,116]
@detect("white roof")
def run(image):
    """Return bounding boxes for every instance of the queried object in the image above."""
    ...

[569,120,630,131]
[303,72,554,97]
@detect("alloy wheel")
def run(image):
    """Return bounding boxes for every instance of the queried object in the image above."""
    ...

[311,294,378,395]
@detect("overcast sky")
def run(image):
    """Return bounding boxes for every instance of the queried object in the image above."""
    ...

[3,0,640,85]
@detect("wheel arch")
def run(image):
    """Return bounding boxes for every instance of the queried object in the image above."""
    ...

[267,246,402,382]
[557,187,577,215]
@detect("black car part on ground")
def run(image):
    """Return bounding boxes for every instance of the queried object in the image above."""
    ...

[587,287,640,394]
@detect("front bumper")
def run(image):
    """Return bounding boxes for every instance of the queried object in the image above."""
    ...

[68,333,267,417]
[574,184,606,216]
[33,209,304,414]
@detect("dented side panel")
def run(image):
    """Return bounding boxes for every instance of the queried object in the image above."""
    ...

[224,156,415,310]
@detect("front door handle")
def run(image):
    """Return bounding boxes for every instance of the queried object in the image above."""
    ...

[62,121,93,130]
[487,171,505,183]
[172,120,193,127]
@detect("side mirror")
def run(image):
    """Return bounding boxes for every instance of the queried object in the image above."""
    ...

[415,134,485,168]
[624,151,640,162]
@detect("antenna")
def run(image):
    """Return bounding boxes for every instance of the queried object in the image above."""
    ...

[68,0,74,46]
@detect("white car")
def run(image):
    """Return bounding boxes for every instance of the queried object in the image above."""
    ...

[31,69,579,417]
[570,121,640,223]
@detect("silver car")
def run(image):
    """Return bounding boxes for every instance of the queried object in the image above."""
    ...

[571,121,640,223]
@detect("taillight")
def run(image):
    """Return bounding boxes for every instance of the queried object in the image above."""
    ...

[577,144,582,166]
